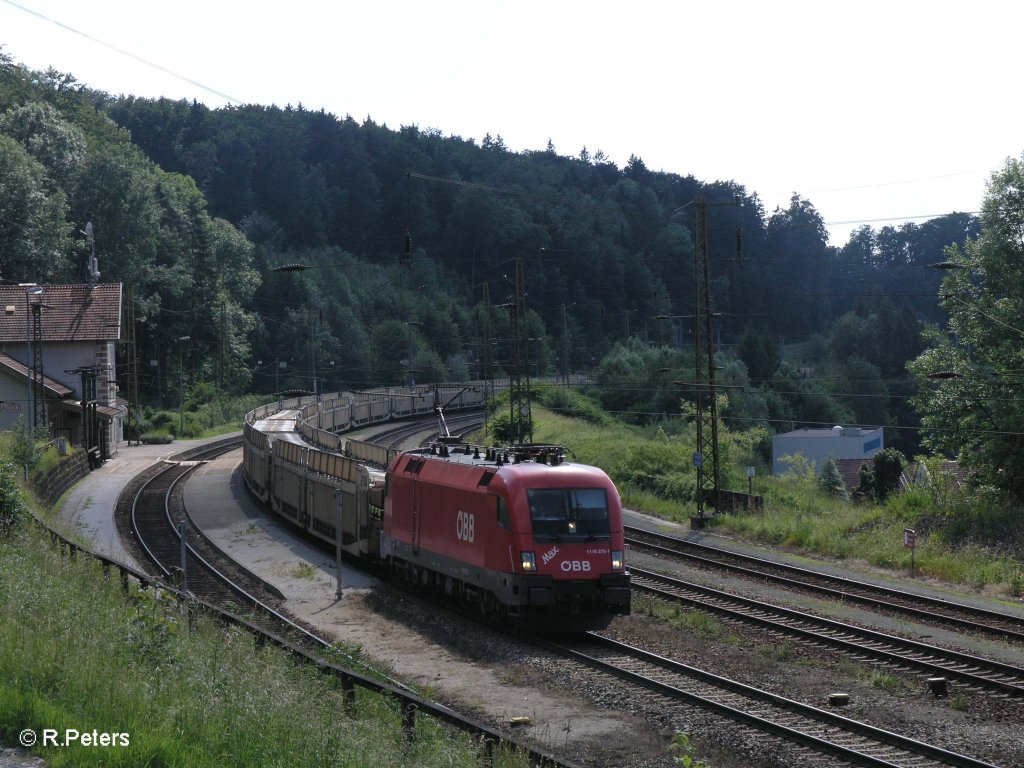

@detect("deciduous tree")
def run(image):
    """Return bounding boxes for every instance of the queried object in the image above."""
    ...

[909,155,1024,500]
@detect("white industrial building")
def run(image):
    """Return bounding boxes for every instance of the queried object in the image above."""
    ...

[772,426,884,475]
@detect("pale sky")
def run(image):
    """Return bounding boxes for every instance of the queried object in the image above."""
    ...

[2,0,1020,245]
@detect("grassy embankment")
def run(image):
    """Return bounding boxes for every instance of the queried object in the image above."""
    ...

[0,486,526,767]
[532,401,1024,599]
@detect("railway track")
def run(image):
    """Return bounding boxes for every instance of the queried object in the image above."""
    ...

[540,632,1000,768]
[126,439,318,639]
[124,437,400,678]
[625,525,1024,643]
[630,567,1024,698]
[369,411,484,452]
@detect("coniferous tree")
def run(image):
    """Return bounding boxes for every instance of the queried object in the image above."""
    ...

[819,458,849,500]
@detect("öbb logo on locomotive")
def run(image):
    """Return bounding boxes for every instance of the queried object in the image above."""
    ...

[243,393,631,631]
[561,560,592,572]
[456,510,475,543]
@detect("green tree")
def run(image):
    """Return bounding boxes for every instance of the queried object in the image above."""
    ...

[0,101,85,189]
[763,195,832,336]
[872,448,906,502]
[908,156,1024,501]
[834,356,888,427]
[0,133,72,280]
[736,326,779,382]
[828,310,876,365]
[594,339,691,424]
[819,458,848,500]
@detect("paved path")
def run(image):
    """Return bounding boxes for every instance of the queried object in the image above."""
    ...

[54,435,239,570]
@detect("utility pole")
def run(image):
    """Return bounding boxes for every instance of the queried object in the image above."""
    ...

[31,301,47,434]
[406,319,415,387]
[480,282,493,439]
[508,254,532,444]
[176,336,190,436]
[311,304,318,396]
[692,195,720,523]
[25,285,43,435]
[690,194,741,524]
[561,303,570,386]
[219,301,227,389]
[67,366,100,459]
[127,286,141,442]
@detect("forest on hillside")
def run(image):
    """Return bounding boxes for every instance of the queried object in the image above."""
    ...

[0,53,989,463]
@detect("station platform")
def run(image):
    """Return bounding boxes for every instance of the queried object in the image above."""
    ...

[55,435,234,571]
[181,447,377,609]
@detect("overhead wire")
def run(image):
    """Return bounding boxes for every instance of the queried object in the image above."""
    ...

[1,0,244,104]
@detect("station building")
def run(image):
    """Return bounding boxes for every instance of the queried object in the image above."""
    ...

[0,283,123,459]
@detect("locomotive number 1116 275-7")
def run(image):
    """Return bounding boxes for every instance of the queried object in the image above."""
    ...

[456,510,476,542]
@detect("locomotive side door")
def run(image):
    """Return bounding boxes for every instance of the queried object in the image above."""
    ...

[411,479,421,556]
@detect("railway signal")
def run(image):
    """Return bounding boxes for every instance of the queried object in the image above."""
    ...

[904,528,916,577]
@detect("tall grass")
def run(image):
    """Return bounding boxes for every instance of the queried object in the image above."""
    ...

[531,405,1024,597]
[0,524,526,767]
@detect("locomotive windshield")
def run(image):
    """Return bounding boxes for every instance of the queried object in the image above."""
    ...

[526,488,610,541]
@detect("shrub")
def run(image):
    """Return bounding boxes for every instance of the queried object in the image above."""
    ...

[181,414,206,439]
[537,386,613,426]
[146,410,177,430]
[0,417,40,470]
[0,461,25,535]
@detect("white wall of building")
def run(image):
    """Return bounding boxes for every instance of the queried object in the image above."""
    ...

[772,426,884,475]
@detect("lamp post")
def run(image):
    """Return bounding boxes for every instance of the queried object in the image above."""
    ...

[131,314,146,442]
[405,321,421,387]
[176,336,190,436]
[526,337,544,376]
[561,303,575,386]
[622,309,634,341]
[654,314,699,350]
[84,221,100,287]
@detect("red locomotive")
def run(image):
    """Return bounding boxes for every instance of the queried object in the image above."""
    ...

[381,442,631,630]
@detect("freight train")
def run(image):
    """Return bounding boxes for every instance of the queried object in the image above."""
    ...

[241,385,631,630]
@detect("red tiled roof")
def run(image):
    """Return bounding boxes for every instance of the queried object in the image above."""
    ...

[904,460,967,490]
[0,283,121,343]
[833,457,967,493]
[834,458,871,492]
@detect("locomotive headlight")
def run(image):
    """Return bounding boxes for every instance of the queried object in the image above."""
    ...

[521,551,537,572]
[611,549,625,571]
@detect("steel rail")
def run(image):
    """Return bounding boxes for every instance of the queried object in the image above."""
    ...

[625,525,1024,642]
[630,567,1024,698]
[538,633,1000,768]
